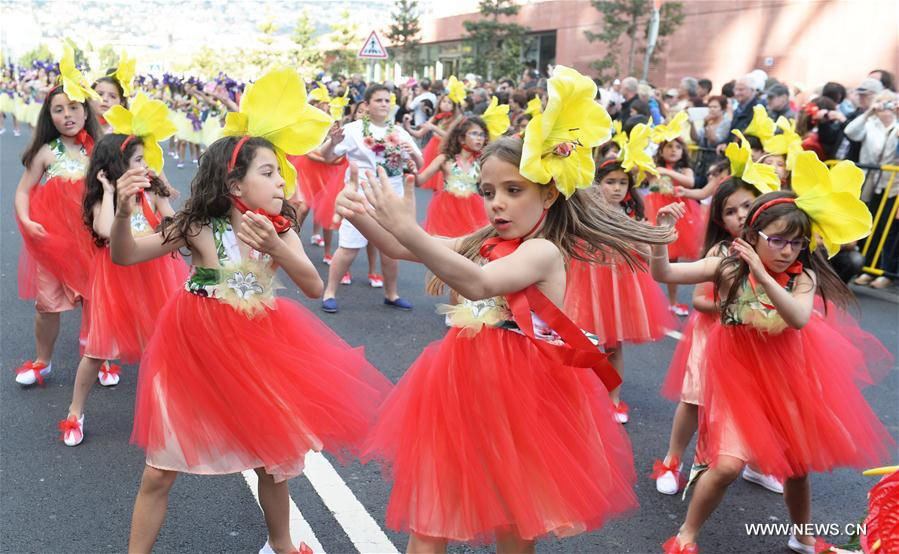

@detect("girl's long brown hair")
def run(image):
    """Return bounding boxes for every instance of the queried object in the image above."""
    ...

[426,136,674,295]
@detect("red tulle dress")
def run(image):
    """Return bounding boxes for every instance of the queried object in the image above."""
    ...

[132,218,392,481]
[422,156,488,238]
[643,174,705,261]
[83,199,189,363]
[363,238,637,543]
[419,115,455,191]
[288,154,331,206]
[311,157,349,230]
[701,271,894,480]
[18,136,97,302]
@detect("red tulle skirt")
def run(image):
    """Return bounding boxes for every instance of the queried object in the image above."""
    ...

[702,317,894,480]
[289,155,332,205]
[660,310,718,404]
[564,257,675,348]
[311,158,349,230]
[644,194,705,260]
[422,190,489,238]
[419,138,444,191]
[83,249,189,363]
[815,298,894,387]
[363,325,638,542]
[18,177,97,299]
[132,290,392,482]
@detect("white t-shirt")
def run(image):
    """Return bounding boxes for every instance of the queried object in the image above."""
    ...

[333,119,421,186]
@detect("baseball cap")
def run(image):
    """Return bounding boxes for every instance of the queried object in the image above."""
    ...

[856,78,884,95]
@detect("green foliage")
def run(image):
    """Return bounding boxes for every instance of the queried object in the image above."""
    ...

[18,44,53,68]
[97,45,118,72]
[386,0,421,73]
[462,0,530,80]
[325,10,363,76]
[288,10,324,79]
[585,0,684,78]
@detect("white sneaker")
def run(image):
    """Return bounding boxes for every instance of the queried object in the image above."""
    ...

[310,234,324,247]
[13,129,21,136]
[258,542,275,554]
[787,534,815,554]
[59,414,85,447]
[742,465,784,493]
[98,362,121,387]
[15,361,52,386]
[654,459,683,495]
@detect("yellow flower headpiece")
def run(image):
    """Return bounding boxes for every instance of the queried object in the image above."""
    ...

[620,123,658,186]
[525,96,542,117]
[308,85,330,104]
[58,44,99,103]
[790,151,872,257]
[447,75,466,105]
[610,120,627,153]
[762,116,803,170]
[105,92,177,174]
[112,51,136,98]
[222,67,331,198]
[651,111,688,144]
[520,65,612,198]
[390,92,396,109]
[329,86,350,121]
[744,105,775,141]
[725,130,780,194]
[482,96,510,140]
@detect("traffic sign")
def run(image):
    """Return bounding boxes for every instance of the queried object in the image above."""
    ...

[358,31,388,59]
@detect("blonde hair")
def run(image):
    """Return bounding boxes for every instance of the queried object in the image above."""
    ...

[425,136,674,295]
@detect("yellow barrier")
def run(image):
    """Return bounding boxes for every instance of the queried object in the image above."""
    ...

[858,164,899,278]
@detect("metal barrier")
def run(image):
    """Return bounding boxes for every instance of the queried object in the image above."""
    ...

[857,163,899,279]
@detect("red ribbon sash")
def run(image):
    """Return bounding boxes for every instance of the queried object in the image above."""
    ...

[231,196,291,234]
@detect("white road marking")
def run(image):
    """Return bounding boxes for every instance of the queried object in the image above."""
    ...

[666,329,684,340]
[303,452,400,554]
[241,469,326,554]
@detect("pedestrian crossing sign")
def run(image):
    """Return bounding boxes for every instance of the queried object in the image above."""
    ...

[358,31,388,59]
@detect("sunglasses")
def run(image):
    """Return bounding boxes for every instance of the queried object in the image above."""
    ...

[758,230,809,251]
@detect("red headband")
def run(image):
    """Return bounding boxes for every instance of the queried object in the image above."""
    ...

[228,136,251,173]
[598,158,620,170]
[749,197,796,226]
[120,135,136,152]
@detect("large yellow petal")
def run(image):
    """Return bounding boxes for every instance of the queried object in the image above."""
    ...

[143,136,165,174]
[104,105,134,135]
[543,146,594,198]
[114,51,136,98]
[790,151,830,197]
[725,130,750,176]
[58,44,99,103]
[741,160,780,194]
[447,76,466,105]
[525,97,542,116]
[827,160,865,195]
[651,111,688,143]
[275,148,298,200]
[267,104,333,155]
[223,111,249,137]
[744,105,775,140]
[519,112,551,184]
[309,85,330,104]
[482,96,510,140]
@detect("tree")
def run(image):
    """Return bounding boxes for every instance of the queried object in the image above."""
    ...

[248,19,284,74]
[288,10,324,78]
[97,45,118,71]
[462,0,529,80]
[585,0,684,79]
[325,10,363,76]
[18,44,53,67]
[385,0,421,74]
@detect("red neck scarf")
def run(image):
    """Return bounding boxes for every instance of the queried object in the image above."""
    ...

[230,196,291,234]
[461,144,481,157]
[74,128,94,155]
[434,111,454,122]
[748,259,804,298]
[478,221,620,392]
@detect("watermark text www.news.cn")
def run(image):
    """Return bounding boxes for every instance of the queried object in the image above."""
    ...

[745,523,866,537]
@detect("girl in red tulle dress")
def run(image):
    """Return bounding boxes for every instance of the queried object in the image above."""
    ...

[644,138,704,317]
[564,158,674,424]
[651,158,894,553]
[13,80,102,387]
[59,130,189,447]
[418,117,489,237]
[114,70,392,554]
[404,94,461,191]
[335,70,675,549]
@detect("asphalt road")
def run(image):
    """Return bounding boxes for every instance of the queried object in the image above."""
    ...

[1,125,896,554]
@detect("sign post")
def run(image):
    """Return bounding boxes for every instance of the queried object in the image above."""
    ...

[358,30,388,82]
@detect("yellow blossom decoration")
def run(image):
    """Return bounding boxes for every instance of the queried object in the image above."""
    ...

[762,116,804,170]
[725,130,780,194]
[519,65,612,197]
[651,111,688,143]
[222,67,331,198]
[482,96,510,140]
[610,120,627,154]
[791,151,872,257]
[58,44,99,103]
[329,86,350,121]
[620,123,658,186]
[447,75,466,105]
[744,105,775,141]
[105,92,177,174]
[308,85,330,104]
[525,96,542,116]
[113,51,136,98]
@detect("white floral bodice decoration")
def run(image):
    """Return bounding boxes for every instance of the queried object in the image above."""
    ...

[443,157,480,198]
[45,137,88,180]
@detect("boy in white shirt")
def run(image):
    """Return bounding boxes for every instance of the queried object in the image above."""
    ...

[319,85,423,313]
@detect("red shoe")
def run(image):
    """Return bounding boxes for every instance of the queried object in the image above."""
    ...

[663,535,698,554]
[368,273,384,288]
[98,361,121,387]
[323,254,332,265]
[58,414,84,447]
[15,360,51,386]
[613,401,629,424]
[340,272,352,285]
[670,303,690,317]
